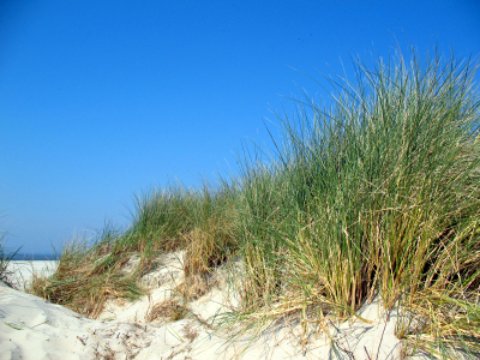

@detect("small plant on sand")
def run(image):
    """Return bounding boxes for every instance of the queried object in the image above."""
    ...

[0,243,13,287]
[146,299,188,322]
[31,239,143,317]
[0,237,18,288]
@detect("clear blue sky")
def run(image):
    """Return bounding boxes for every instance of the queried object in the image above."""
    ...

[1,1,479,254]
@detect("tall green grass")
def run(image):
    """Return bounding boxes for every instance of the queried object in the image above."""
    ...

[237,55,480,356]
[33,52,479,357]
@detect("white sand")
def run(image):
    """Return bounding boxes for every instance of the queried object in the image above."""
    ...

[0,252,405,359]
[6,260,58,289]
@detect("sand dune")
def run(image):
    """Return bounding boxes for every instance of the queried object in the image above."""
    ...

[1,253,403,359]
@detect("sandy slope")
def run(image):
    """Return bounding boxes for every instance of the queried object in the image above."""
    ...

[0,252,403,359]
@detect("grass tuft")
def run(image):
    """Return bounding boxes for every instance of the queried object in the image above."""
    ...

[236,53,480,356]
[31,241,143,317]
[146,299,188,322]
[0,242,15,288]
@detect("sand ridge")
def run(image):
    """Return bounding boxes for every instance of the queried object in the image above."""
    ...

[1,253,403,359]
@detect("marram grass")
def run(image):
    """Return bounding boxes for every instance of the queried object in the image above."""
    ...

[237,54,480,357]
[32,52,479,358]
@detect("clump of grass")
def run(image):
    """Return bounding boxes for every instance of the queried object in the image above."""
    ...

[0,242,15,288]
[127,187,200,253]
[180,185,238,298]
[31,241,143,317]
[237,53,480,356]
[146,299,188,322]
[32,183,239,316]
[175,273,217,301]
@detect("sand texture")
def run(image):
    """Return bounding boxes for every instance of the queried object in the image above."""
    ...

[1,252,404,359]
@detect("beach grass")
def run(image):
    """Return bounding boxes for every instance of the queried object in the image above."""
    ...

[32,52,479,358]
[31,184,240,315]
[0,240,17,288]
[235,54,480,357]
[0,243,11,286]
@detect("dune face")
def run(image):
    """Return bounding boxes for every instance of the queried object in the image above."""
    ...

[0,252,403,360]
[0,281,153,360]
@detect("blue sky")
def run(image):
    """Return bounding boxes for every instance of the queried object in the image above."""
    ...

[1,1,479,254]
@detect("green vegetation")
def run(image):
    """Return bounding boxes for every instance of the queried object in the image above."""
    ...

[33,53,480,358]
[32,185,239,315]
[0,238,15,287]
[236,56,480,357]
[0,244,11,286]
